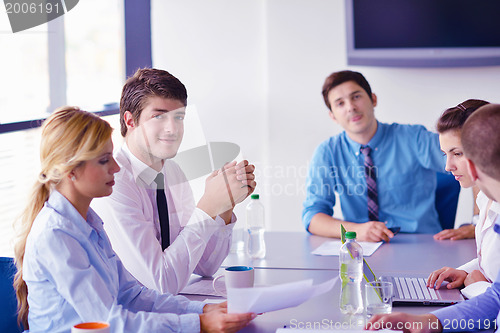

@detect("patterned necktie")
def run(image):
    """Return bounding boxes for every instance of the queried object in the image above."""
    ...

[154,173,170,250]
[360,146,379,221]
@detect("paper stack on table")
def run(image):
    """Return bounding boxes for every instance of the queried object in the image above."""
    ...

[227,277,337,314]
[179,276,223,297]
[311,240,383,257]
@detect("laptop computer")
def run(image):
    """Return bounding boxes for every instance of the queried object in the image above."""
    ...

[340,225,465,306]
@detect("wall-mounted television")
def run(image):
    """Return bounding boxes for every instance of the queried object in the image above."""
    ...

[346,0,500,67]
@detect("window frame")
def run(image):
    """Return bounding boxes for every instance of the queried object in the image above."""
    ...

[0,0,152,134]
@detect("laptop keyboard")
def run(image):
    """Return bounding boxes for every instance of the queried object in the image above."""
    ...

[393,277,438,300]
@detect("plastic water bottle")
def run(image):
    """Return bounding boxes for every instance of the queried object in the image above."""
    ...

[246,194,266,259]
[339,231,363,314]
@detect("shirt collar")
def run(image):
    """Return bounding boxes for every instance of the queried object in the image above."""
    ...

[367,121,385,149]
[476,190,489,208]
[489,199,500,214]
[345,121,385,154]
[48,190,103,238]
[475,191,500,234]
[122,143,160,186]
[480,193,500,234]
[488,200,500,222]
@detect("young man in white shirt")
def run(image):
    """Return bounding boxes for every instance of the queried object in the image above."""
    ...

[92,68,256,294]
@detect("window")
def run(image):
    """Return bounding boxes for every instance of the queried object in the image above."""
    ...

[0,16,49,123]
[0,0,126,256]
[64,0,124,109]
[0,128,41,256]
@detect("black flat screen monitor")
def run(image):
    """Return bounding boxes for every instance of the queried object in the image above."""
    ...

[346,0,500,67]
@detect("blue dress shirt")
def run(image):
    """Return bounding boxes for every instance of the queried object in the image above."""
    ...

[432,218,500,332]
[23,190,205,333]
[302,122,446,233]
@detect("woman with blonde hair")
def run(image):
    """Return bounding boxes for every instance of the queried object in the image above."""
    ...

[13,107,254,333]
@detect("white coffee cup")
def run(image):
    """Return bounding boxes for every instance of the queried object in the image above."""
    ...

[213,266,254,296]
[71,322,110,333]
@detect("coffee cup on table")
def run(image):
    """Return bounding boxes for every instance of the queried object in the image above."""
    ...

[213,266,254,297]
[71,322,110,333]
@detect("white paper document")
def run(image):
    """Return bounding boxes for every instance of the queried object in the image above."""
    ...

[227,277,337,314]
[179,277,223,297]
[311,240,383,257]
[203,298,226,304]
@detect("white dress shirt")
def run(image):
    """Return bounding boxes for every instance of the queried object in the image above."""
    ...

[457,191,500,298]
[92,144,235,294]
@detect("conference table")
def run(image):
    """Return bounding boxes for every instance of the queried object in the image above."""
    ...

[221,232,477,273]
[184,231,485,332]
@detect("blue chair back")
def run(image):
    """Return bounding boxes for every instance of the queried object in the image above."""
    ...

[0,257,23,333]
[435,172,461,230]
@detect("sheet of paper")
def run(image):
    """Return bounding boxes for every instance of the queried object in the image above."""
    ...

[179,276,223,297]
[203,298,226,304]
[227,277,337,314]
[311,240,383,257]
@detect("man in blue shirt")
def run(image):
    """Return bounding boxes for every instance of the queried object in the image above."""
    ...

[366,104,500,332]
[303,70,446,242]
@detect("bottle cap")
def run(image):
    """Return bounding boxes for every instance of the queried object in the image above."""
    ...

[345,231,356,239]
[251,194,260,199]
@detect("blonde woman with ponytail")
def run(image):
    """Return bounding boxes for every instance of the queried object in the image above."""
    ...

[13,107,255,333]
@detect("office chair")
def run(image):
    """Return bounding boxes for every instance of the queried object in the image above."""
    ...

[0,257,23,333]
[435,172,461,230]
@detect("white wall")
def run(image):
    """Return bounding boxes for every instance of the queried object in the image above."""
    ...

[152,0,500,232]
[152,0,269,228]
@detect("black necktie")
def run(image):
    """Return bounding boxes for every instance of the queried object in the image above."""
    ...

[154,173,170,250]
[360,146,379,221]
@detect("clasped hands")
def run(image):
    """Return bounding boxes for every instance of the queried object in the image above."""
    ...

[197,160,256,219]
